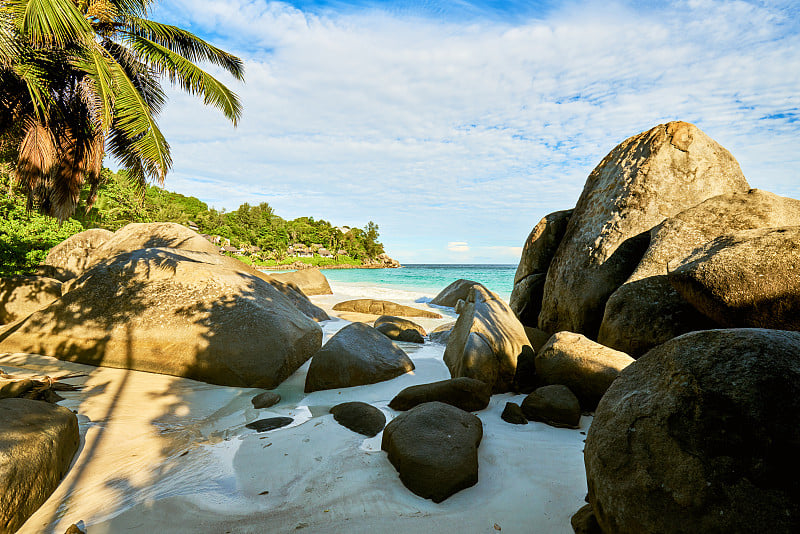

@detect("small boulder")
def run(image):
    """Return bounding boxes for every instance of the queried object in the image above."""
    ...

[304,323,414,392]
[669,227,800,330]
[0,276,62,324]
[510,209,573,326]
[430,279,486,307]
[429,322,455,344]
[535,332,633,409]
[270,268,333,296]
[444,285,533,392]
[539,121,749,338]
[585,329,800,533]
[521,385,581,428]
[332,299,441,318]
[246,417,293,432]
[381,401,483,503]
[389,377,491,412]
[251,391,281,409]
[43,228,114,281]
[0,398,80,533]
[330,401,386,437]
[500,402,528,425]
[571,504,601,534]
[374,316,426,344]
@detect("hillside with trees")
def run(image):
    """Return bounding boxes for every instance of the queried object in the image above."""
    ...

[1,167,386,275]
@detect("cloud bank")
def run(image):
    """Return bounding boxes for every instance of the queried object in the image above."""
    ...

[148,0,800,263]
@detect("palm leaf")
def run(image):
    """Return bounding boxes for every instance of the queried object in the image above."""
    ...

[5,0,93,46]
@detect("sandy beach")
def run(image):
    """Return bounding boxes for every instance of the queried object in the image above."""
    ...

[4,283,589,534]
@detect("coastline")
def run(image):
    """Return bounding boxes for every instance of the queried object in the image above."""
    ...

[260,262,402,271]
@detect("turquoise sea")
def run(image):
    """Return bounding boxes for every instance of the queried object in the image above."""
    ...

[321,264,516,302]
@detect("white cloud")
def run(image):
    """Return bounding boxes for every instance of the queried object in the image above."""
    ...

[145,0,800,263]
[447,242,470,253]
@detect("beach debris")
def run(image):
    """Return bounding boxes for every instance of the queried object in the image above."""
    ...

[388,377,491,412]
[246,417,294,433]
[521,385,581,429]
[329,401,385,437]
[382,401,482,503]
[304,322,414,393]
[0,371,84,403]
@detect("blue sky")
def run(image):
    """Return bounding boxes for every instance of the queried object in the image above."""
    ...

[145,0,800,263]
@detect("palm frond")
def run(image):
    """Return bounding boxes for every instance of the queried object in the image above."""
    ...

[5,0,93,46]
[126,35,241,124]
[15,119,56,200]
[123,17,244,81]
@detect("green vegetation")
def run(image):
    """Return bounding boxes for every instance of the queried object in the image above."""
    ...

[1,167,386,276]
[0,0,243,220]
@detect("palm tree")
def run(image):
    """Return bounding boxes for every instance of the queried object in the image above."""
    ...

[0,0,243,220]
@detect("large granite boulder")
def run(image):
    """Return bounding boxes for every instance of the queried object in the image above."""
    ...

[444,285,533,393]
[599,189,800,355]
[509,209,572,326]
[332,299,441,318]
[0,248,323,388]
[585,329,800,533]
[381,401,483,503]
[539,121,749,338]
[0,276,62,324]
[304,322,414,392]
[42,228,114,281]
[150,248,329,322]
[535,332,633,409]
[374,315,426,343]
[430,279,486,307]
[270,268,332,295]
[389,377,491,412]
[669,227,800,330]
[1,398,79,533]
[429,322,455,344]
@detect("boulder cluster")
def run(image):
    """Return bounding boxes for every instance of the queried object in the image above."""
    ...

[506,121,800,532]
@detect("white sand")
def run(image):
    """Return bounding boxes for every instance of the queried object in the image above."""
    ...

[5,283,589,533]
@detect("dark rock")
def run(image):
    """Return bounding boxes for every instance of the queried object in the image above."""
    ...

[429,322,455,344]
[431,279,487,307]
[444,285,533,393]
[571,504,601,534]
[510,210,573,327]
[523,326,552,352]
[539,121,749,338]
[599,189,800,356]
[0,398,79,533]
[512,346,537,394]
[0,248,323,389]
[521,385,581,428]
[330,401,386,437]
[304,323,414,392]
[251,391,281,409]
[332,299,441,318]
[500,402,527,425]
[585,328,800,533]
[64,524,86,534]
[535,332,633,409]
[375,322,424,343]
[375,315,426,335]
[389,377,491,412]
[381,401,483,503]
[669,226,800,330]
[246,417,293,432]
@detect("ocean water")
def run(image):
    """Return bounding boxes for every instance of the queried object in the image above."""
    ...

[321,264,516,302]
